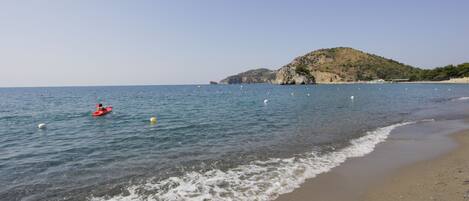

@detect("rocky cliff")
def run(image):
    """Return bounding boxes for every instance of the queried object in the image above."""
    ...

[274,65,315,84]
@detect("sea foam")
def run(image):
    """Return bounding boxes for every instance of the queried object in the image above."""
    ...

[91,122,413,201]
[455,97,469,101]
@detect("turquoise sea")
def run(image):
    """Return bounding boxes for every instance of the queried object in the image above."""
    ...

[1,84,469,201]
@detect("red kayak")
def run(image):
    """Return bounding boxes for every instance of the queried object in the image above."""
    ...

[92,106,112,117]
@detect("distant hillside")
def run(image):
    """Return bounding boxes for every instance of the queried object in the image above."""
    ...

[220,47,421,84]
[277,47,420,83]
[219,68,276,84]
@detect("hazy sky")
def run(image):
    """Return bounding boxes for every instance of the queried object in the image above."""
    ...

[1,0,468,87]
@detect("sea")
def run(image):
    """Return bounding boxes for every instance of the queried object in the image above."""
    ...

[1,84,469,201]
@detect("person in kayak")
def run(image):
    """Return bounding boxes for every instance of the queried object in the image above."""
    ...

[92,103,112,116]
[96,103,106,112]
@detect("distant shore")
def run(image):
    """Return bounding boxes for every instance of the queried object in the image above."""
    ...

[402,77,469,84]
[317,77,469,84]
[217,77,469,85]
[275,119,469,201]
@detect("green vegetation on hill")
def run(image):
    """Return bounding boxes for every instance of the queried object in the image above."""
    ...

[294,64,314,80]
[219,68,276,84]
[410,63,469,81]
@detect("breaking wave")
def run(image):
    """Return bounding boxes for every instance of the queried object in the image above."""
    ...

[454,96,469,101]
[91,122,414,201]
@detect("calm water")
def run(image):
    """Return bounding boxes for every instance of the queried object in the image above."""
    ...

[1,84,469,201]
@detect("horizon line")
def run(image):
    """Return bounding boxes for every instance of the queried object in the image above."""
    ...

[0,83,219,89]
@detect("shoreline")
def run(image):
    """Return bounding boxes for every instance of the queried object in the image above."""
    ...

[217,80,469,85]
[364,128,469,201]
[275,119,469,201]
[318,80,469,84]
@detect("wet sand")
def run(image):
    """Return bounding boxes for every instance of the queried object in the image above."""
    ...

[275,119,469,201]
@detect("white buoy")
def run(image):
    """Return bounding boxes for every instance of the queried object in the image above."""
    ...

[291,92,294,96]
[150,117,157,124]
[264,99,269,104]
[197,85,201,88]
[307,93,310,96]
[350,96,354,100]
[38,123,46,129]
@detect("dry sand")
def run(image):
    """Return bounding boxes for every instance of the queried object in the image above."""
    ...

[364,130,469,201]
[275,120,469,201]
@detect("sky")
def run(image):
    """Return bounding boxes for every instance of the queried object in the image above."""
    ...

[0,0,468,87]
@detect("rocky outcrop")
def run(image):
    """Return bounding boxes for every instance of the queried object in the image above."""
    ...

[274,65,315,85]
[220,68,276,84]
[311,71,342,83]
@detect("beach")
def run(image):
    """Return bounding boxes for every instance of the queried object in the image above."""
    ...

[364,129,469,201]
[276,119,469,201]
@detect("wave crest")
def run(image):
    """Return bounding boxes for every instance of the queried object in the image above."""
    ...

[453,96,469,101]
[91,122,413,201]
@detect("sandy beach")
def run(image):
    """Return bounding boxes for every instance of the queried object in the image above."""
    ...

[364,130,469,201]
[276,120,469,201]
